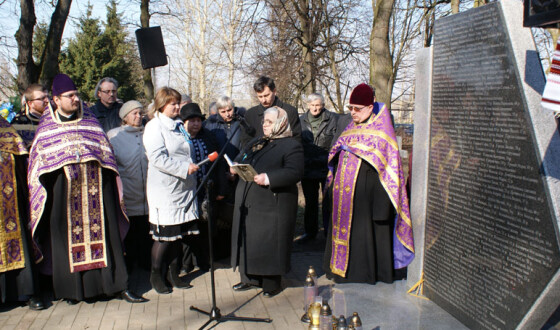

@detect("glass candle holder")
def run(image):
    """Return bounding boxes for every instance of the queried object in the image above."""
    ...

[301,274,316,323]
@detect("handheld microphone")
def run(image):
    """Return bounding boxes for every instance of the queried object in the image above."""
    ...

[196,151,219,166]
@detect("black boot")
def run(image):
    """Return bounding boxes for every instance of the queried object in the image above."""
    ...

[167,260,193,289]
[150,267,171,294]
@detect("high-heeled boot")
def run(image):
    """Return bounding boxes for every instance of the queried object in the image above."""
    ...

[150,267,172,294]
[167,260,193,289]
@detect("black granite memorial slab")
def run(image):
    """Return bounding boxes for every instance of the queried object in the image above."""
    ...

[424,2,560,330]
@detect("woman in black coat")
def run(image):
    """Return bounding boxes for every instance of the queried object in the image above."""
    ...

[230,106,304,297]
[179,103,219,275]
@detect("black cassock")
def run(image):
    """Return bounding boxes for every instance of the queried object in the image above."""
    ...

[323,160,396,284]
[35,166,128,300]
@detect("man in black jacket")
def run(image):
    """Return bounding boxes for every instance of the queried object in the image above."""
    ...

[90,77,122,132]
[296,93,338,243]
[241,76,302,146]
[12,84,49,148]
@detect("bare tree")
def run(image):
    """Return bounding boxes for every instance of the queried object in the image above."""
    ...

[389,0,423,102]
[251,0,364,110]
[15,0,72,93]
[369,0,395,107]
[0,57,14,99]
[216,0,259,97]
[316,0,365,112]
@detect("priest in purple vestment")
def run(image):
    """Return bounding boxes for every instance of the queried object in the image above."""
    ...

[27,74,146,303]
[323,83,414,284]
[0,117,44,310]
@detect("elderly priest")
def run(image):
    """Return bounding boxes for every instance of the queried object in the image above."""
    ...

[323,83,414,284]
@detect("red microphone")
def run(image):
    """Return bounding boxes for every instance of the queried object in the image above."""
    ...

[196,151,218,166]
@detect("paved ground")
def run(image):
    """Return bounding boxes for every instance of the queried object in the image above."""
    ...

[0,238,466,330]
[1,236,558,329]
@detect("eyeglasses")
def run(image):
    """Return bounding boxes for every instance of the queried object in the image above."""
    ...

[346,105,368,112]
[100,89,117,95]
[30,95,49,102]
[60,92,80,100]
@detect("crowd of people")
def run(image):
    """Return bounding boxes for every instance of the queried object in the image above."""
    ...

[0,73,414,310]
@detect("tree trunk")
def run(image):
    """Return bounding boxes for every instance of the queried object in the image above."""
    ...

[39,0,72,89]
[15,0,38,93]
[473,0,487,8]
[227,42,235,97]
[226,0,241,97]
[196,0,209,111]
[328,47,343,113]
[141,0,154,101]
[369,0,394,108]
[294,0,316,96]
[451,0,460,14]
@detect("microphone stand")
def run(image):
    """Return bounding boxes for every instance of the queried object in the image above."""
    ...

[186,121,272,329]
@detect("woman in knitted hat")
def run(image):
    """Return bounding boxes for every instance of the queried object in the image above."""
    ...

[107,101,151,272]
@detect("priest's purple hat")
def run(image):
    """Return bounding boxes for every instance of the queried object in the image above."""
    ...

[52,73,77,96]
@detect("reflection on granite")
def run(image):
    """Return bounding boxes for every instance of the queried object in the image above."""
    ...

[314,279,468,330]
[285,251,468,329]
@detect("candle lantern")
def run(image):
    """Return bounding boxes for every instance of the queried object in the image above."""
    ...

[301,274,317,323]
[320,300,332,330]
[350,312,362,330]
[308,265,318,284]
[308,297,322,329]
[331,315,338,330]
[336,315,348,330]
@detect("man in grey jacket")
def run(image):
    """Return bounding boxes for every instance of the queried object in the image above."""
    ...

[296,93,338,243]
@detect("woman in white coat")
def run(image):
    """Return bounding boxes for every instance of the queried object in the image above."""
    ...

[143,87,199,294]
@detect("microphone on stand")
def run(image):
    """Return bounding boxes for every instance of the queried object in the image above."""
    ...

[236,114,256,136]
[196,151,219,166]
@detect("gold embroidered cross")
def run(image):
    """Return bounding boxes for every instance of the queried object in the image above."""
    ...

[91,223,101,233]
[3,184,13,196]
[6,220,16,231]
[72,189,80,198]
[73,226,83,235]
[89,186,98,195]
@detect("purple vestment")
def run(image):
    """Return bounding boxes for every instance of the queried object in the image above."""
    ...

[0,118,28,272]
[28,105,126,272]
[327,103,414,276]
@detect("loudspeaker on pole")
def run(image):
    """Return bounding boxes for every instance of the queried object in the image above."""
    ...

[135,26,168,70]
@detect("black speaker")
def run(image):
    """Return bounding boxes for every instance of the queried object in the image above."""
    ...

[135,27,168,69]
